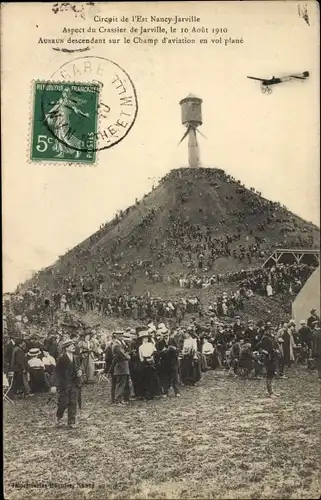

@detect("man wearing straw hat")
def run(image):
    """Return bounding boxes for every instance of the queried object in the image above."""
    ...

[55,338,84,429]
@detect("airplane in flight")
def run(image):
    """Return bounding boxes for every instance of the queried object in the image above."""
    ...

[247,71,309,93]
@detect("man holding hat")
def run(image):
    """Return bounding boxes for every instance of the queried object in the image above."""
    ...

[55,338,84,428]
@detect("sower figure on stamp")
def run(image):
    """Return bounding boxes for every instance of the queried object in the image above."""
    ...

[44,88,89,159]
[55,339,84,428]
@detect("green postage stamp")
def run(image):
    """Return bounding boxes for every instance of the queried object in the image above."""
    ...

[30,81,100,164]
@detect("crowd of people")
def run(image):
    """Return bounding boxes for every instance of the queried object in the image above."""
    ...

[3,293,202,328]
[13,168,318,300]
[168,262,316,295]
[233,262,316,296]
[3,308,321,428]
[3,262,317,332]
[4,167,320,429]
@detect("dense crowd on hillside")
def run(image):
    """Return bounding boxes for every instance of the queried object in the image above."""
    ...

[226,262,316,295]
[3,293,202,326]
[21,168,318,299]
[4,262,317,331]
[168,263,316,293]
[3,308,321,429]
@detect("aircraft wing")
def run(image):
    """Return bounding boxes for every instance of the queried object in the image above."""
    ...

[247,76,265,82]
[289,74,309,79]
[283,72,309,80]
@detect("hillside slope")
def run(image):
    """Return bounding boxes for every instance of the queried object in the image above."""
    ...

[22,167,319,298]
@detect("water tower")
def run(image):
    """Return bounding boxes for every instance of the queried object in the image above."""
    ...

[179,93,203,168]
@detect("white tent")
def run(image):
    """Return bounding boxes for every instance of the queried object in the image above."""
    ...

[292,266,320,328]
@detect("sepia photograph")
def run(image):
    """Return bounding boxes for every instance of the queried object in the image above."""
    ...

[2,1,320,499]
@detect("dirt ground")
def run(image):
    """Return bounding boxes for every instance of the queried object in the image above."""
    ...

[4,366,321,500]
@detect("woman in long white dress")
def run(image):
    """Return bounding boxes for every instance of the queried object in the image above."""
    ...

[45,88,89,158]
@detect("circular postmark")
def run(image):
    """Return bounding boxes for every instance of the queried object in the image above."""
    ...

[41,56,138,154]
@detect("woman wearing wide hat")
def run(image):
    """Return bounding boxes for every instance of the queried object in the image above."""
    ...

[138,331,161,400]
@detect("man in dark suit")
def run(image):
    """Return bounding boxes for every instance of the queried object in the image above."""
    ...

[311,327,321,380]
[307,309,319,329]
[4,337,15,375]
[233,316,245,341]
[7,338,30,398]
[44,332,60,360]
[111,332,131,405]
[55,339,84,428]
[155,327,180,397]
[105,333,117,403]
[243,320,258,348]
[255,327,279,397]
[298,320,312,350]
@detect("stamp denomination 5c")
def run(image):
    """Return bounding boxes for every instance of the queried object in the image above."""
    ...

[31,81,100,163]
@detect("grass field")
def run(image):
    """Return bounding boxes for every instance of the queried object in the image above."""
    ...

[4,367,321,500]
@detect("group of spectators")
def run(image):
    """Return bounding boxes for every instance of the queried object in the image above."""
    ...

[3,309,321,428]
[169,262,316,294]
[3,323,104,398]
[3,262,317,334]
[14,167,318,300]
[3,292,202,328]
[232,262,316,297]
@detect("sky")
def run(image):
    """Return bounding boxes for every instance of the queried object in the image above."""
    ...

[2,1,320,292]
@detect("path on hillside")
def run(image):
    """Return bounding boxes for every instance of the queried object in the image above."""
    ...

[4,368,321,499]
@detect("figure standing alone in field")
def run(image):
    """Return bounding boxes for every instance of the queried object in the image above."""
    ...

[55,339,84,429]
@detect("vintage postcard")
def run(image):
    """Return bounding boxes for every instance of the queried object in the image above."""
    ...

[2,1,320,499]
